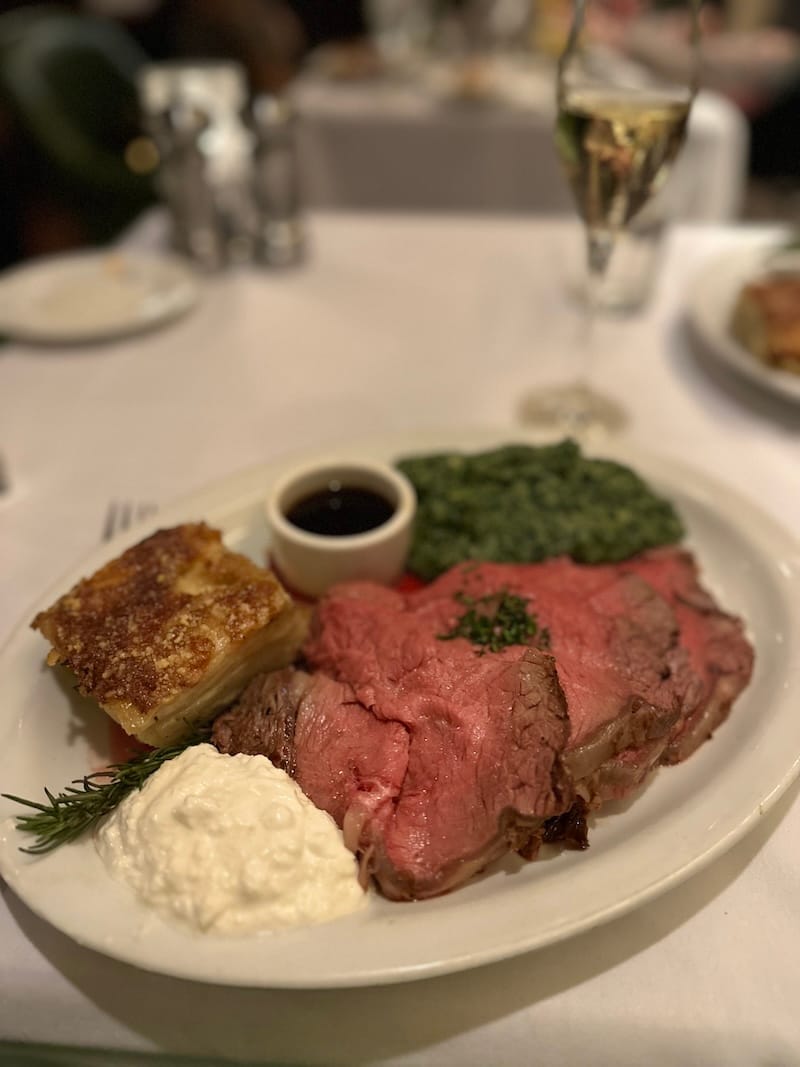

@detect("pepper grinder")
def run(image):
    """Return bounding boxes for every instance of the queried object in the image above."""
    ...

[250,94,306,268]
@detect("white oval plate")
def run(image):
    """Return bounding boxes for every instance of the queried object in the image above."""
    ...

[0,249,199,344]
[685,244,800,404]
[1,428,799,988]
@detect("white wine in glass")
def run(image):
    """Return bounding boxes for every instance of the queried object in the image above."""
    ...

[520,0,701,436]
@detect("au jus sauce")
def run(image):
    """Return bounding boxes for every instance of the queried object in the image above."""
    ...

[286,482,395,536]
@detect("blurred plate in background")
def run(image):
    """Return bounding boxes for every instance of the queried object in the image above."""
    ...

[0,250,199,344]
[685,244,800,405]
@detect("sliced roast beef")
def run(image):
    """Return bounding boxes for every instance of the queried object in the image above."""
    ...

[619,548,754,763]
[214,550,754,899]
[214,667,410,849]
[213,667,310,776]
[407,553,753,796]
[401,559,692,805]
[215,641,572,900]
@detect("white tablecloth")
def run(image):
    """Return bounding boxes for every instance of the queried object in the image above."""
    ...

[1,212,799,1065]
[291,63,750,220]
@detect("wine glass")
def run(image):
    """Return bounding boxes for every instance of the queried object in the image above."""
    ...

[519,0,702,436]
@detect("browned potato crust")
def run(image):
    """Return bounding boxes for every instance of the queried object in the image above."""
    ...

[32,523,308,746]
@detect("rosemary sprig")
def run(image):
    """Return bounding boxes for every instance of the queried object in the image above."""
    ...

[438,589,549,654]
[2,725,212,855]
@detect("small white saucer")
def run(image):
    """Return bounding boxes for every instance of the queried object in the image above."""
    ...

[0,249,199,344]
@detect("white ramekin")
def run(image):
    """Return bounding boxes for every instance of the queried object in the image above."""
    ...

[264,458,417,598]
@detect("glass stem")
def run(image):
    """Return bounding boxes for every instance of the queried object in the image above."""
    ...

[579,228,615,387]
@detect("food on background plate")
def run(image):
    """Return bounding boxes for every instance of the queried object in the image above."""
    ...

[396,440,684,581]
[730,272,800,375]
[96,744,365,933]
[31,523,309,747]
[215,549,753,900]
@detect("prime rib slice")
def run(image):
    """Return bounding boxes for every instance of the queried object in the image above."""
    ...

[214,551,753,898]
[214,630,573,900]
[402,559,693,806]
[618,548,754,763]
[213,667,410,840]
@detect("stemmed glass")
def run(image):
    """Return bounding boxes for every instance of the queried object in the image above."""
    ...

[519,0,702,436]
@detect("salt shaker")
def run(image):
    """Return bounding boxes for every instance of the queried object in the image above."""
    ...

[138,61,255,270]
[250,94,306,268]
[155,101,228,271]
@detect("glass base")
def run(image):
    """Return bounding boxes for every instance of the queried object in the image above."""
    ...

[517,383,627,438]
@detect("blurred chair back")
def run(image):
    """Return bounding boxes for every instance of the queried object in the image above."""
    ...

[0,8,154,242]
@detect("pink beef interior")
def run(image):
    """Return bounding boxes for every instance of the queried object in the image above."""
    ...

[304,584,572,899]
[410,560,691,750]
[618,549,754,762]
[213,550,754,900]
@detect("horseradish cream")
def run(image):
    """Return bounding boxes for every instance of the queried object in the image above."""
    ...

[95,744,365,934]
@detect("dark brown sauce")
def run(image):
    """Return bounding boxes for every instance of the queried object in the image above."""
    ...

[285,484,395,537]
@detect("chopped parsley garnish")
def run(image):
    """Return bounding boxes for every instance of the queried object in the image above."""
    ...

[438,590,549,654]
